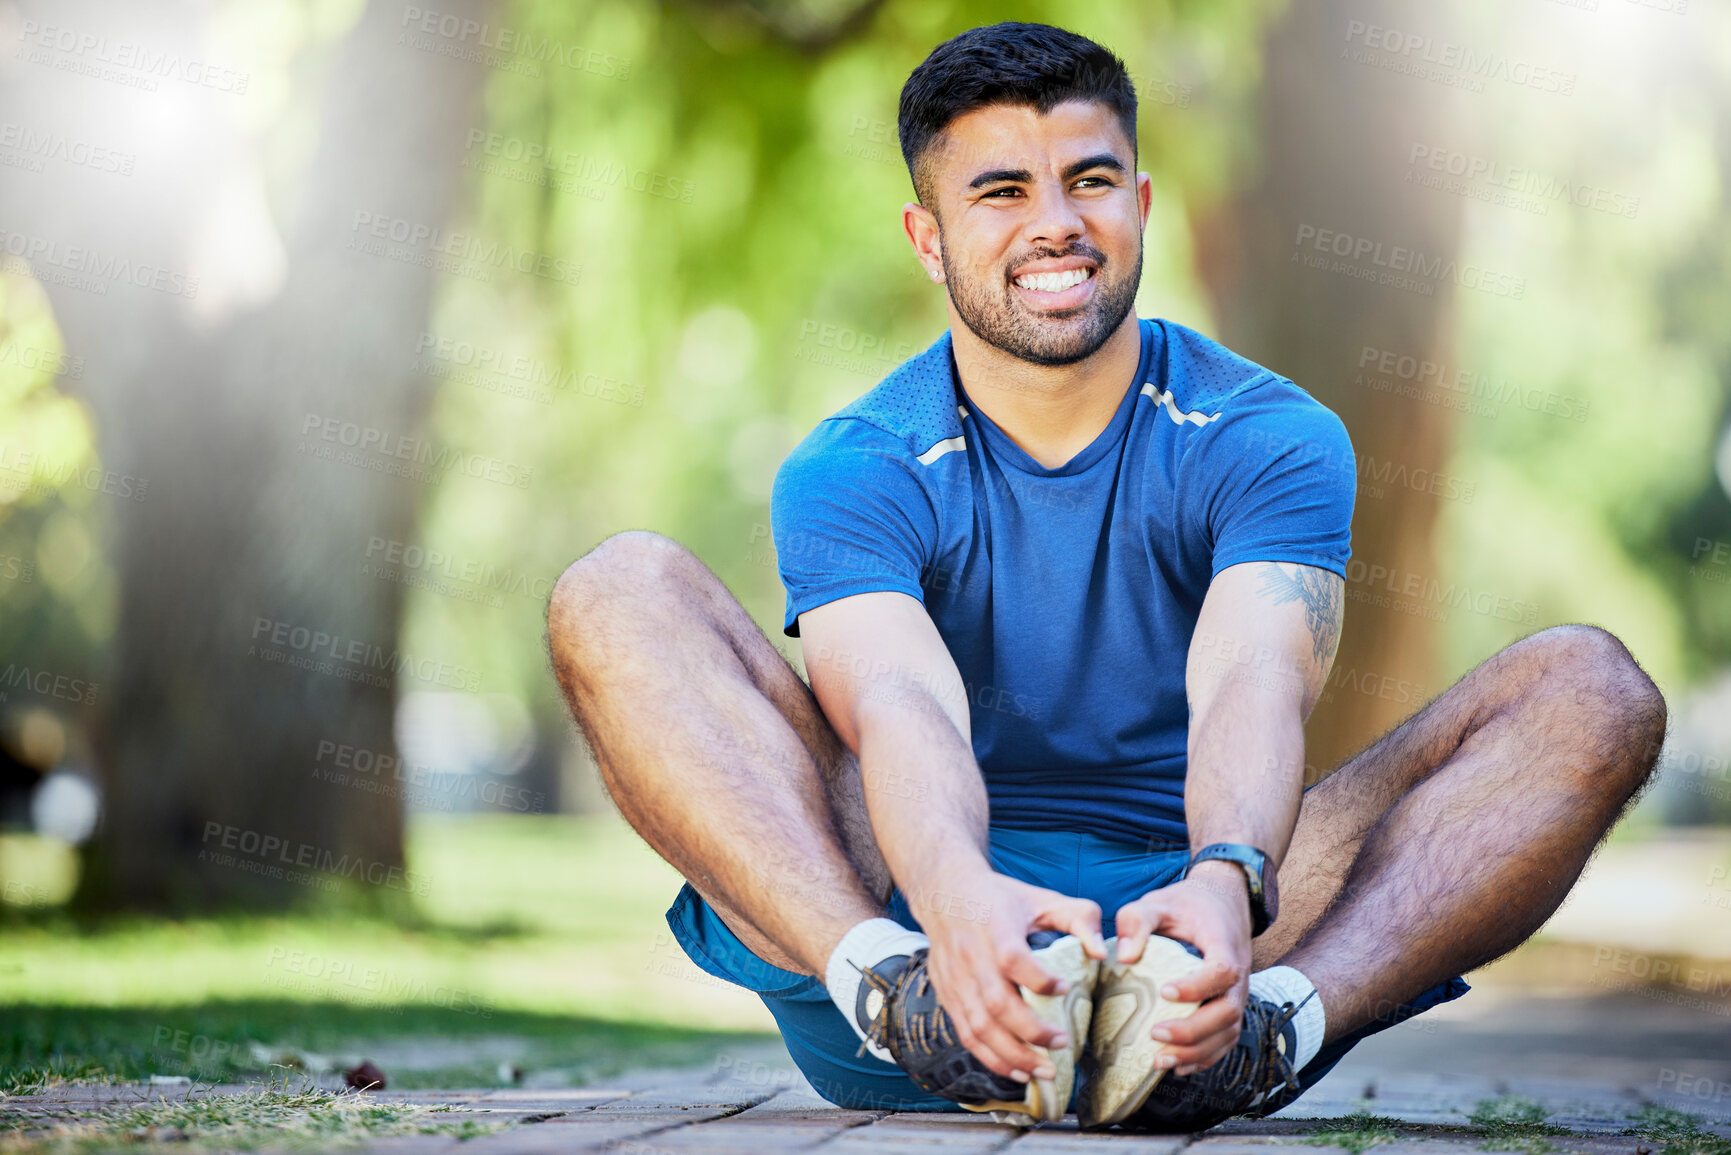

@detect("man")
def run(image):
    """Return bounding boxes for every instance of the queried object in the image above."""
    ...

[546,22,1666,1131]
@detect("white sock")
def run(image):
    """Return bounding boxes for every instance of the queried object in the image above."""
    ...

[1248,965,1325,1071]
[824,917,930,1062]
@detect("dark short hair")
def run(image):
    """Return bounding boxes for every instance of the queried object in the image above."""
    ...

[898,22,1138,207]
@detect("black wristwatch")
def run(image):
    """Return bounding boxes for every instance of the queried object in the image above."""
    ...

[1181,843,1278,937]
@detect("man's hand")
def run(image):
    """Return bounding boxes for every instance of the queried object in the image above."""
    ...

[916,866,1107,1082]
[1111,860,1252,1075]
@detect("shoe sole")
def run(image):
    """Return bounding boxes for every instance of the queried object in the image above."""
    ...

[957,934,1100,1124]
[1078,935,1205,1129]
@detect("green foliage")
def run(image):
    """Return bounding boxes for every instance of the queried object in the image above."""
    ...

[1469,1095,1569,1153]
[0,1073,507,1153]
[1,816,773,1037]
[404,0,1281,705]
[0,1001,749,1091]
[1624,1106,1731,1155]
[1303,1111,1405,1153]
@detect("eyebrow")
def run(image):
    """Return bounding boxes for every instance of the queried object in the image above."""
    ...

[967,153,1128,189]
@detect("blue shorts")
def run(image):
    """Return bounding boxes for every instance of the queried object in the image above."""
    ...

[666,824,1469,1113]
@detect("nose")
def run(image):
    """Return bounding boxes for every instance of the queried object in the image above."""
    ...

[1022,174,1085,249]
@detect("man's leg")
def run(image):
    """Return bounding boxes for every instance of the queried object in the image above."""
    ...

[1251,624,1667,1042]
[546,530,890,978]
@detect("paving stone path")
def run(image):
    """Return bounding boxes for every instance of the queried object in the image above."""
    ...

[7,992,1730,1152]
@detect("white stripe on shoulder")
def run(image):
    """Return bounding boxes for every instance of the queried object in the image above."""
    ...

[1139,382,1220,427]
[916,435,966,465]
[957,405,969,418]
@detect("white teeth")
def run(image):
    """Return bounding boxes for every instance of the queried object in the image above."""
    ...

[1015,268,1091,293]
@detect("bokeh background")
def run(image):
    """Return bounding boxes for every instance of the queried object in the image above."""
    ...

[3,0,1730,1098]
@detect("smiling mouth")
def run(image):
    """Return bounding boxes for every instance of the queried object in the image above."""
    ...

[1011,267,1096,293]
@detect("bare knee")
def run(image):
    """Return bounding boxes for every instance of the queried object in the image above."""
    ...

[548,530,706,649]
[1518,624,1667,790]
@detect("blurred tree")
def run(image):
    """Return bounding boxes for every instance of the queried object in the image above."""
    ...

[1194,0,1467,776]
[0,0,493,909]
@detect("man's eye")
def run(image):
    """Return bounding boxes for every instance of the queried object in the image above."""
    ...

[983,187,1022,198]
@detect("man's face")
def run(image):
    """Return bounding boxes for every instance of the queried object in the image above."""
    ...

[914,100,1147,367]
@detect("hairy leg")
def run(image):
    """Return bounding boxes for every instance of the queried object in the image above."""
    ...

[1251,625,1666,1041]
[546,531,892,977]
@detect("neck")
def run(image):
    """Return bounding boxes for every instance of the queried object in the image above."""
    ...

[948,309,1143,470]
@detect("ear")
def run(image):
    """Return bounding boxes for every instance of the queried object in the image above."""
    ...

[1136,171,1153,230]
[902,202,946,284]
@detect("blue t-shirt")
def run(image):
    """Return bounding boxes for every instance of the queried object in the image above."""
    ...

[770,317,1355,849]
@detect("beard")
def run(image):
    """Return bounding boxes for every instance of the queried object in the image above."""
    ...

[940,238,1142,367]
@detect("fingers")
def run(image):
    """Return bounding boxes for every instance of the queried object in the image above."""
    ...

[1150,991,1244,1072]
[1031,894,1106,960]
[1003,948,1066,998]
[932,939,1060,1081]
[1111,896,1162,964]
[950,964,1056,1080]
[1161,958,1239,1004]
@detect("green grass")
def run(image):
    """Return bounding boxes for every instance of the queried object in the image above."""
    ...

[0,1000,756,1091]
[1,815,772,1028]
[0,815,777,1092]
[1467,1095,1570,1154]
[1623,1106,1731,1155]
[0,1074,508,1152]
[1302,1112,1406,1153]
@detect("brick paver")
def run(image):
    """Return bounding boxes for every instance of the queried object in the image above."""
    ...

[8,992,1729,1152]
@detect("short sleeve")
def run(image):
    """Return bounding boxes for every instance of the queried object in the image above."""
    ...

[1179,377,1356,579]
[771,418,938,637]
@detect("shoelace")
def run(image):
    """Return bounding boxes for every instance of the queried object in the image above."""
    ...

[1222,991,1312,1108]
[856,956,957,1060]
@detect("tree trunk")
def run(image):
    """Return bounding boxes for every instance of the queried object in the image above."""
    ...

[1192,0,1469,777]
[0,0,492,909]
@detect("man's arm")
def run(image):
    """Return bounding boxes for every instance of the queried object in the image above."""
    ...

[799,591,1107,1082]
[1111,560,1343,1074]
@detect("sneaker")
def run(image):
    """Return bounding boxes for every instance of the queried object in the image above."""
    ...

[1076,934,1207,1129]
[857,930,1100,1124]
[1108,988,1312,1132]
